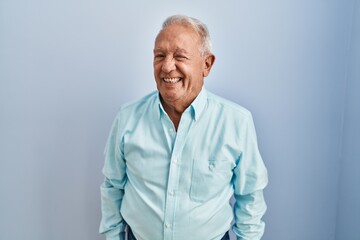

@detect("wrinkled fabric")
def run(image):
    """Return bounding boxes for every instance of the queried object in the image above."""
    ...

[100,88,268,240]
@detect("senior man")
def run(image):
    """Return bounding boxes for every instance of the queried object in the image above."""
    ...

[100,15,268,240]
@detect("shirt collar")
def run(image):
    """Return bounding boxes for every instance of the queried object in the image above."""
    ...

[190,87,207,121]
[155,87,207,122]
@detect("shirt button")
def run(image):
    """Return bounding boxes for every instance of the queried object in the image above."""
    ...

[169,191,174,196]
[209,163,215,170]
[172,158,178,164]
[169,128,174,132]
[165,223,171,228]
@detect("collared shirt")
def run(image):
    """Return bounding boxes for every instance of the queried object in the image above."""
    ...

[100,88,268,240]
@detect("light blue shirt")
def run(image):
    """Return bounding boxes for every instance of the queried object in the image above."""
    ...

[100,88,268,240]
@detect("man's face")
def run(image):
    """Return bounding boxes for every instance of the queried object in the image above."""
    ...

[153,24,214,108]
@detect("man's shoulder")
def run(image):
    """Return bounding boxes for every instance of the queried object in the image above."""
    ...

[206,90,251,118]
[113,91,158,124]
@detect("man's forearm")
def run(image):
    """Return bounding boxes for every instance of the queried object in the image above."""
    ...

[99,179,126,240]
[233,190,267,240]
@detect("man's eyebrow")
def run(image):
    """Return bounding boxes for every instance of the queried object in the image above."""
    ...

[153,48,189,53]
[175,48,189,54]
[153,48,163,53]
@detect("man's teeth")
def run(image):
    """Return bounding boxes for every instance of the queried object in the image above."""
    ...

[163,78,180,83]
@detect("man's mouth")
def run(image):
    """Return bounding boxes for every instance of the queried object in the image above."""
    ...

[162,77,181,83]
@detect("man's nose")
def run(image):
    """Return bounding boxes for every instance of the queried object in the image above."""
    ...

[161,57,176,73]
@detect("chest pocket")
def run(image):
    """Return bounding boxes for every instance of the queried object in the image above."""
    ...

[190,158,234,202]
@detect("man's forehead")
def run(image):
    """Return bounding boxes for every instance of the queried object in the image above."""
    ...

[160,23,197,34]
[154,33,200,52]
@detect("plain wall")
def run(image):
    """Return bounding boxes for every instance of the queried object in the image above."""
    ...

[0,1,357,240]
[335,1,360,240]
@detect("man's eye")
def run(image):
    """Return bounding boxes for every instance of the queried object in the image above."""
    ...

[154,55,165,60]
[175,55,187,60]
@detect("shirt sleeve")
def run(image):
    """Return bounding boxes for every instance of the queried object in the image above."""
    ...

[99,113,127,240]
[232,113,268,240]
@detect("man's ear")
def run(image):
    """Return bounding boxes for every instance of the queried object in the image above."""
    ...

[203,54,216,77]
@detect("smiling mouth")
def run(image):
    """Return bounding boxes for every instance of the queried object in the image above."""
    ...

[162,77,181,83]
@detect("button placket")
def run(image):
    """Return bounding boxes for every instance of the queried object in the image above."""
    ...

[163,110,194,240]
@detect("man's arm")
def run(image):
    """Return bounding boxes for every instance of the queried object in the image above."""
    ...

[99,114,127,240]
[232,113,268,240]
[233,190,267,240]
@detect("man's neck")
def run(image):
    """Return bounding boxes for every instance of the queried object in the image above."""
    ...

[161,99,188,131]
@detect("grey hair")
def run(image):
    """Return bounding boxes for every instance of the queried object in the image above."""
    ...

[160,15,213,56]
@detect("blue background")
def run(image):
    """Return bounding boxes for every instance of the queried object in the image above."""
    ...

[0,1,359,239]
